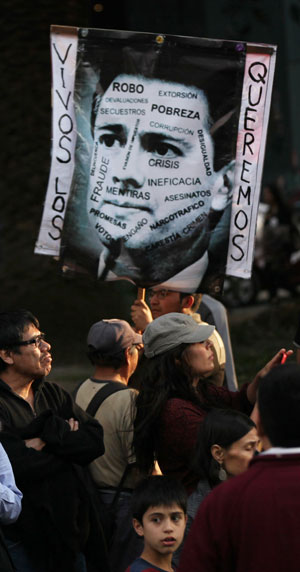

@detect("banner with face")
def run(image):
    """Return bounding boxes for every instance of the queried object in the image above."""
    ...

[35,27,276,294]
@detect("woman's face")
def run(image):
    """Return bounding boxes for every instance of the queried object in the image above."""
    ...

[222,427,258,477]
[183,340,215,381]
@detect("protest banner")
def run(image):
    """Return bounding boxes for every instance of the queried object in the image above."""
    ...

[35,26,276,294]
[35,27,78,254]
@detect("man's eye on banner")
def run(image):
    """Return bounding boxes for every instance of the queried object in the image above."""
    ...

[35,27,276,295]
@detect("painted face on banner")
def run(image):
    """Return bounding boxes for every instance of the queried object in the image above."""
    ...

[87,74,231,278]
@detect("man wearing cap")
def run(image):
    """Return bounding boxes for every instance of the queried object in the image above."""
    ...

[75,319,143,572]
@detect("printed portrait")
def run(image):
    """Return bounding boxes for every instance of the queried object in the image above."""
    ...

[61,30,246,291]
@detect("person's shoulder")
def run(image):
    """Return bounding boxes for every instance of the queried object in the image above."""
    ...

[187,477,212,517]
[193,477,212,497]
[163,397,204,419]
[0,379,12,409]
[201,456,267,509]
[38,379,68,399]
[75,378,105,400]
[202,453,300,522]
[125,557,166,571]
[92,384,137,417]
[165,397,198,409]
[0,378,11,393]
[106,385,137,401]
[76,377,94,389]
[104,386,137,415]
[250,451,300,470]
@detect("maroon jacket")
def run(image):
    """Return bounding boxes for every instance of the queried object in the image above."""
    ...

[156,383,251,493]
[178,453,300,572]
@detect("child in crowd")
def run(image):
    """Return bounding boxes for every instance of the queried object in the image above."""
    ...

[125,476,187,572]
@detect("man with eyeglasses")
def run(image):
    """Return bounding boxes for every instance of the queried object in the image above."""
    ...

[75,319,144,572]
[0,310,108,572]
[131,288,237,390]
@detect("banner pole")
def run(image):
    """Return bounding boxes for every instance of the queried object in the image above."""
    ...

[137,287,146,301]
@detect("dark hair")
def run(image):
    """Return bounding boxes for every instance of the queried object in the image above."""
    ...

[258,363,300,447]
[0,310,40,372]
[262,182,293,226]
[87,347,127,370]
[85,30,245,171]
[179,292,202,313]
[192,408,256,487]
[133,344,227,473]
[131,475,187,523]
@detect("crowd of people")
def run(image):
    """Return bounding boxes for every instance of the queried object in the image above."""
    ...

[0,294,298,572]
[249,181,300,302]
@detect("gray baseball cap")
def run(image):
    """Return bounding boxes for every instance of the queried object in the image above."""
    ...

[143,312,215,358]
[87,319,142,356]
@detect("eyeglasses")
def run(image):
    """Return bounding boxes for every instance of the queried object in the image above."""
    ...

[148,289,172,300]
[14,333,46,348]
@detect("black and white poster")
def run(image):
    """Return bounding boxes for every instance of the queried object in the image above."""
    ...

[35,26,276,293]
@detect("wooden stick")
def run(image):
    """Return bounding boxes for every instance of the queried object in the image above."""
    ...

[137,287,146,301]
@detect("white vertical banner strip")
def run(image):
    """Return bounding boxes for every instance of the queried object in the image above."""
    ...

[35,26,78,256]
[226,46,277,278]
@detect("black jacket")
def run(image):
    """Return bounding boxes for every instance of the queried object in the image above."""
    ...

[0,377,109,572]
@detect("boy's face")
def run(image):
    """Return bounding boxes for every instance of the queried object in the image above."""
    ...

[133,503,186,558]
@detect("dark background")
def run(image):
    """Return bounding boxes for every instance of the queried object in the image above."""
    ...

[1,0,300,375]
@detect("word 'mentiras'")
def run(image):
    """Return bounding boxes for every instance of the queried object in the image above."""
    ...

[228,49,275,272]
